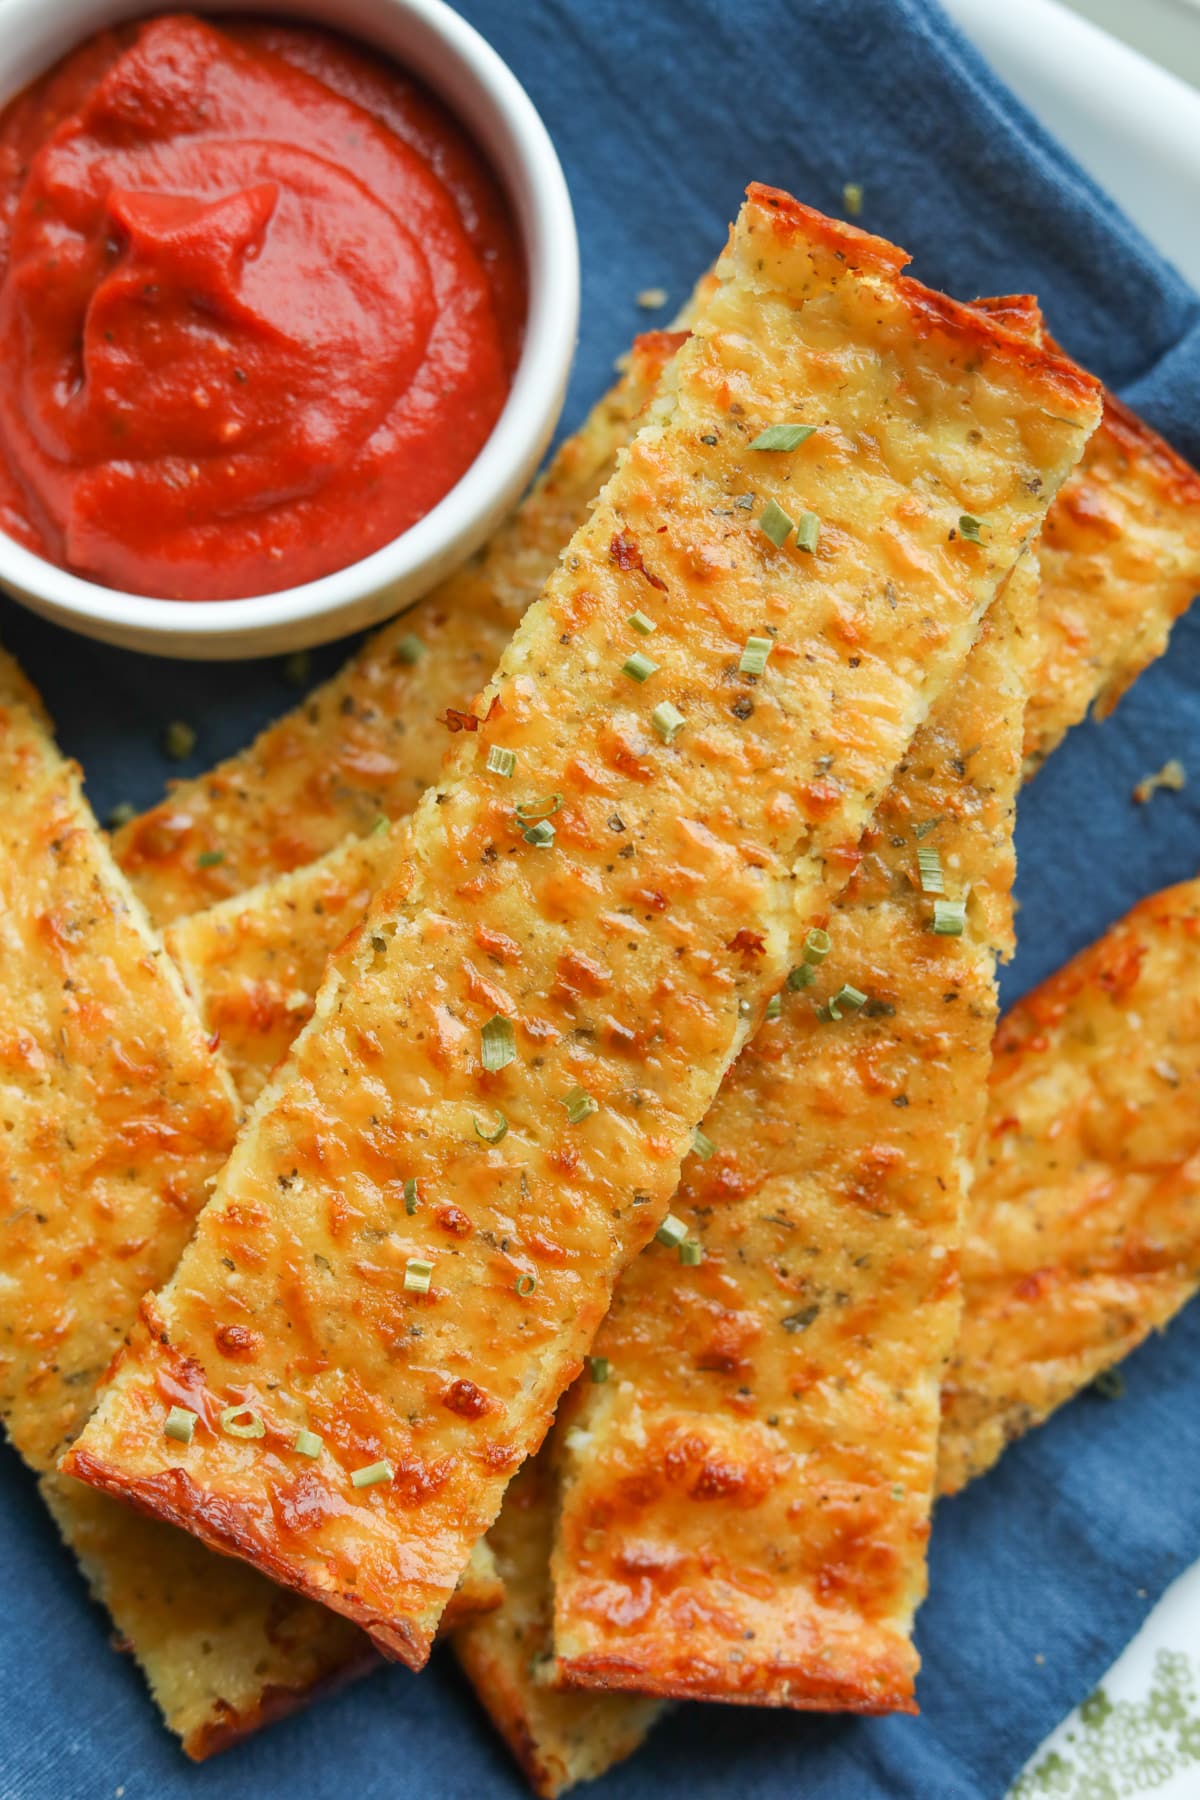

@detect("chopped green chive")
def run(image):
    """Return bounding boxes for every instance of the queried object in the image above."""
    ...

[164,1406,197,1444]
[765,993,782,1021]
[395,634,426,663]
[739,634,772,676]
[481,1014,516,1072]
[473,1111,508,1144]
[486,746,516,778]
[196,849,225,869]
[403,1258,433,1295]
[651,701,686,744]
[588,1356,610,1384]
[1091,1367,1125,1401]
[958,515,987,544]
[804,927,832,964]
[219,1405,265,1440]
[561,1086,599,1124]
[522,818,556,847]
[932,898,967,936]
[622,651,659,684]
[404,1177,418,1216]
[515,1273,537,1296]
[295,1428,323,1458]
[749,423,816,452]
[787,962,816,990]
[655,1213,688,1248]
[843,182,864,216]
[679,1239,703,1266]
[917,845,944,894]
[758,499,795,547]
[691,1126,716,1161]
[163,720,196,761]
[795,510,821,554]
[822,983,868,1021]
[627,609,656,635]
[370,815,390,835]
[107,801,135,829]
[351,1459,394,1488]
[282,649,311,687]
[515,794,563,823]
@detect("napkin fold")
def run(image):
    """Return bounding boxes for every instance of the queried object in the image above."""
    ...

[2,2,1199,1797]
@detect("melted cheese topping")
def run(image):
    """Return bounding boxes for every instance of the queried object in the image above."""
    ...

[0,667,240,1471]
[456,1452,660,1798]
[548,551,1039,1708]
[940,876,1200,1493]
[1025,383,1200,774]
[64,186,1098,1666]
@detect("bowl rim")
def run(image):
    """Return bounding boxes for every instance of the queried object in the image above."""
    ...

[0,0,579,644]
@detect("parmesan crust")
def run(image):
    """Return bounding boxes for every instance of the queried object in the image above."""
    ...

[64,186,1098,1666]
[0,661,240,1473]
[548,551,1040,1710]
[455,1454,661,1798]
[41,1473,500,1756]
[1023,374,1200,774]
[939,876,1200,1493]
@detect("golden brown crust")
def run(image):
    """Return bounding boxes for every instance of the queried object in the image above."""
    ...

[939,876,1200,1493]
[66,187,1095,1658]
[549,554,1040,1710]
[1023,348,1200,771]
[0,662,240,1472]
[456,1457,662,1799]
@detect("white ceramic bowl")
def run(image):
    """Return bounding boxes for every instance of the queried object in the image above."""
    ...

[0,0,579,658]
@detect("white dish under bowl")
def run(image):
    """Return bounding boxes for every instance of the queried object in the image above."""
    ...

[0,0,579,658]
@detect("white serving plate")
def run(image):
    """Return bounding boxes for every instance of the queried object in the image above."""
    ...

[946,0,1200,287]
[943,3,1200,1791]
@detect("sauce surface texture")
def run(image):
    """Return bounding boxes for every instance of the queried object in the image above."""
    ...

[0,14,523,599]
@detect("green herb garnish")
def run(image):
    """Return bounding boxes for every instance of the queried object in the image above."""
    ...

[917,845,944,894]
[804,927,832,964]
[107,802,135,829]
[294,1428,323,1458]
[787,962,816,990]
[843,182,864,216]
[932,898,966,936]
[795,510,821,553]
[588,1356,610,1384]
[163,721,196,761]
[651,701,686,743]
[627,610,656,635]
[622,651,659,684]
[678,1240,703,1266]
[395,634,426,663]
[404,1177,418,1216]
[515,794,563,823]
[822,983,868,1021]
[691,1126,716,1161]
[758,499,795,547]
[655,1213,688,1248]
[403,1258,433,1295]
[958,515,987,544]
[219,1405,265,1440]
[561,1086,599,1124]
[351,1459,394,1488]
[481,1014,516,1072]
[522,818,556,847]
[765,993,782,1021]
[739,634,772,676]
[473,1111,509,1144]
[164,1406,197,1444]
[514,1273,537,1296]
[486,746,516,778]
[749,423,816,452]
[196,849,225,869]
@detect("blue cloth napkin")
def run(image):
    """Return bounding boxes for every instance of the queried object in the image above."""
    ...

[2,2,1199,1796]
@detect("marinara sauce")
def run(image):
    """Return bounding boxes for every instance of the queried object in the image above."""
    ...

[0,15,525,599]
